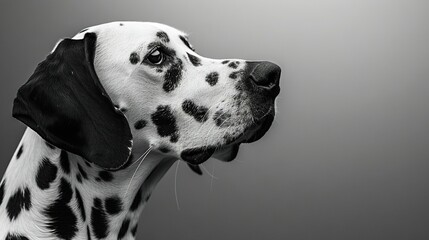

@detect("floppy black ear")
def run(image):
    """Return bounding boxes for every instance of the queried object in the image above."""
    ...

[12,33,133,170]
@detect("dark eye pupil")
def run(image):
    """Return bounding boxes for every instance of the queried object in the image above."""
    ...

[147,50,163,64]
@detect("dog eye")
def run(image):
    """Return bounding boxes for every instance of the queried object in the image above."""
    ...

[146,49,164,65]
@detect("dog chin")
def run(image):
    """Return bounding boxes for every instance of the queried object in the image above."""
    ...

[180,111,275,165]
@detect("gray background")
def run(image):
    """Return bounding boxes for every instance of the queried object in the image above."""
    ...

[1,0,429,239]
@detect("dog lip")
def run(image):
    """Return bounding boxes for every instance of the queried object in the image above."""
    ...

[235,110,275,144]
[180,146,216,164]
[242,113,274,143]
[212,144,240,162]
[220,109,275,147]
[181,109,275,164]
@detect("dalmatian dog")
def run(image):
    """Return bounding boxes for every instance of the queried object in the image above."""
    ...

[0,22,280,239]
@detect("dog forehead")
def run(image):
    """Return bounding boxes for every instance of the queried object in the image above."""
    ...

[87,22,183,45]
[106,22,179,36]
[72,22,187,59]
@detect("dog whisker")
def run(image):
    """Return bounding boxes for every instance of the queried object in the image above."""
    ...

[200,163,218,180]
[124,146,153,198]
[174,160,181,210]
[210,161,215,192]
[193,103,218,135]
[185,113,233,151]
[128,146,152,167]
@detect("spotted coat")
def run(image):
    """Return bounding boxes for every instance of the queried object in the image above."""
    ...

[0,21,280,239]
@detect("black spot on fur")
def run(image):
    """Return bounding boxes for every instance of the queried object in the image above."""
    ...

[156,31,170,42]
[57,178,73,201]
[78,164,88,180]
[104,196,123,215]
[16,145,23,159]
[91,197,109,239]
[156,68,163,73]
[163,59,183,92]
[213,110,232,127]
[76,174,83,183]
[59,150,70,174]
[229,71,243,79]
[119,23,124,26]
[229,72,238,79]
[129,52,140,65]
[36,158,58,190]
[44,178,77,240]
[182,100,209,122]
[206,72,219,86]
[228,61,239,69]
[75,188,86,221]
[159,146,170,153]
[98,171,114,182]
[187,53,201,66]
[118,218,130,239]
[6,187,31,221]
[130,188,142,211]
[5,233,29,240]
[45,141,56,149]
[87,226,92,240]
[94,197,102,208]
[222,60,230,64]
[151,105,179,142]
[179,35,194,51]
[134,119,147,130]
[131,224,138,236]
[0,180,5,206]
[170,134,179,142]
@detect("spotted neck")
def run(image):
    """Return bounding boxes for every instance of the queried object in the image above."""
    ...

[0,128,175,240]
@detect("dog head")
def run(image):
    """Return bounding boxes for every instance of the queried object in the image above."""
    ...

[13,22,280,170]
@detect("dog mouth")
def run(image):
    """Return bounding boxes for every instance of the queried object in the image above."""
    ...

[180,108,275,164]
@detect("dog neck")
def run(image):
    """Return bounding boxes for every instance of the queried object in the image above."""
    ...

[0,127,175,239]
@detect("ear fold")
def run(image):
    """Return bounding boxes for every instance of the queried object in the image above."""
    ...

[12,33,133,170]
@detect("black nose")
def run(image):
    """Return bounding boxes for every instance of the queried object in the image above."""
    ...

[248,61,281,96]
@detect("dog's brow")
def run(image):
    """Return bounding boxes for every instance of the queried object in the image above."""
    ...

[144,41,176,59]
[147,41,162,50]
